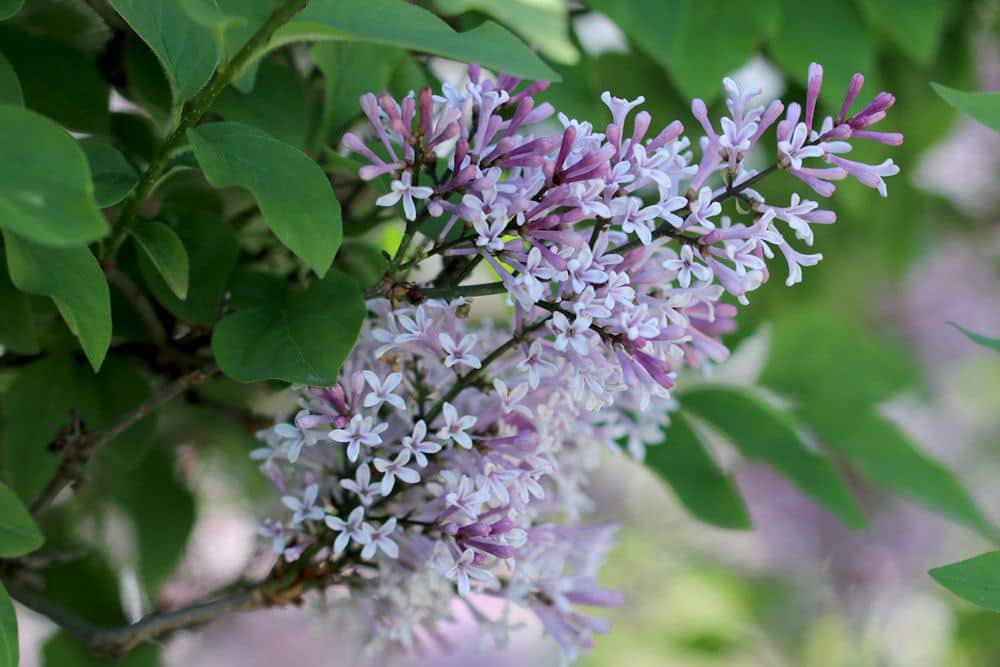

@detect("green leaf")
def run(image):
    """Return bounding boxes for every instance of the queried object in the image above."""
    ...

[0,0,22,20]
[111,446,195,593]
[856,0,948,66]
[138,211,237,325]
[0,252,38,354]
[645,411,751,530]
[213,59,308,148]
[80,140,139,208]
[0,481,43,557]
[804,411,993,539]
[680,385,866,529]
[770,0,875,105]
[931,83,1000,133]
[433,0,579,65]
[948,322,1000,351]
[129,220,189,299]
[107,0,219,103]
[180,0,272,65]
[43,552,126,625]
[3,232,110,371]
[760,308,917,410]
[188,122,341,276]
[0,28,109,133]
[0,584,17,667]
[311,42,404,146]
[587,0,777,100]
[760,309,991,538]
[212,269,365,384]
[271,0,558,82]
[110,112,160,164]
[0,52,22,106]
[1,356,156,501]
[122,37,174,118]
[930,551,1000,612]
[0,105,108,247]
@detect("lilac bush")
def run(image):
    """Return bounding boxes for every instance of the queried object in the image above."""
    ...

[254,62,901,661]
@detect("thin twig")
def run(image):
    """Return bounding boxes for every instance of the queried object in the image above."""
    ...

[106,268,167,347]
[29,365,218,515]
[4,561,329,659]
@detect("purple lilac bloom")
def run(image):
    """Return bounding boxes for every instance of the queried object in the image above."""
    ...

[256,61,901,662]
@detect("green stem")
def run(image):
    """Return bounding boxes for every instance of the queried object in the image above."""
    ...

[418,281,506,299]
[424,317,549,424]
[102,0,309,262]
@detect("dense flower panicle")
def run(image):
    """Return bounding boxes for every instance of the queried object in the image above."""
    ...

[255,61,901,662]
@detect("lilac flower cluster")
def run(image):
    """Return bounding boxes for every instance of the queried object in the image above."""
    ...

[254,62,900,661]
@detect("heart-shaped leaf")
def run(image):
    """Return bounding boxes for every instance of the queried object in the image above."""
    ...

[212,269,365,385]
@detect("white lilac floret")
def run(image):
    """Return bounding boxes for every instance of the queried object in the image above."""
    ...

[255,62,901,662]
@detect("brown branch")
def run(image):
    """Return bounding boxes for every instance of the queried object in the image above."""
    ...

[29,365,218,515]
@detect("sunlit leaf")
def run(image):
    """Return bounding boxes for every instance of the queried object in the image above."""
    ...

[0,105,108,247]
[270,0,558,82]
[433,0,578,65]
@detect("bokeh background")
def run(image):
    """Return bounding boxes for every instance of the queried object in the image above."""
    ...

[9,1,1000,665]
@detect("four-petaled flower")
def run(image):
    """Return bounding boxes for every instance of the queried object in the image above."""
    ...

[436,402,477,449]
[439,333,482,370]
[340,463,379,505]
[361,518,399,559]
[376,170,434,220]
[362,371,406,411]
[282,483,325,525]
[330,414,387,462]
[662,244,712,288]
[400,420,442,467]
[447,548,494,597]
[324,506,370,555]
[373,450,421,494]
